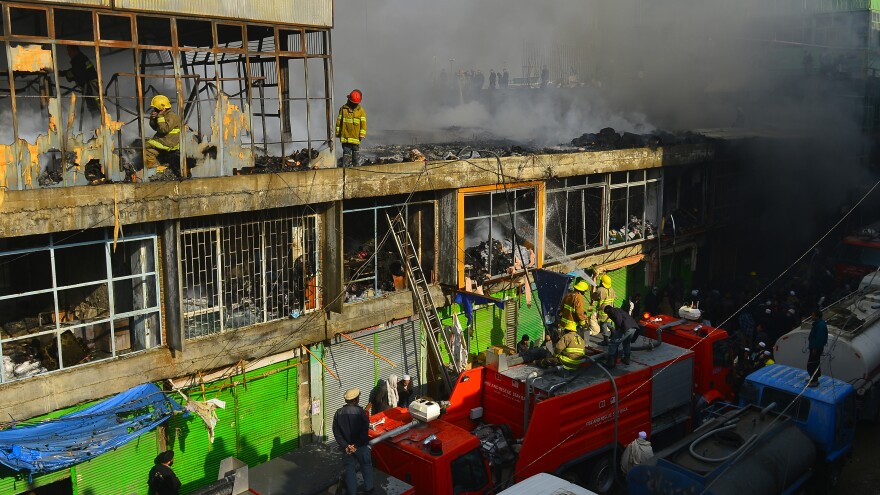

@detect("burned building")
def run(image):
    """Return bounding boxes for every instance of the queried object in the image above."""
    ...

[0,1,747,494]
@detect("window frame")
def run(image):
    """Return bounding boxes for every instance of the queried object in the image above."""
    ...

[458,182,545,288]
[0,231,162,382]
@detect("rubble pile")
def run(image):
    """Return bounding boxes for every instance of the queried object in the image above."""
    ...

[236,148,319,175]
[570,128,709,151]
[361,140,544,165]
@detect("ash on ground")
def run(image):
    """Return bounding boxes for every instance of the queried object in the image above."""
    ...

[360,128,710,165]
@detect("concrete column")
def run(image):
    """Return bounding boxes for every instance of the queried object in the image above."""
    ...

[322,201,344,314]
[161,220,184,352]
[438,190,458,287]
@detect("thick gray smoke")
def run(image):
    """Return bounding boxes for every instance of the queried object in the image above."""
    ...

[333,0,869,145]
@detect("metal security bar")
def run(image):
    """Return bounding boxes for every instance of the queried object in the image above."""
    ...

[180,210,320,339]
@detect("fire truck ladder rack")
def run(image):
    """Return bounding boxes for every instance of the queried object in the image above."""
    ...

[386,212,456,393]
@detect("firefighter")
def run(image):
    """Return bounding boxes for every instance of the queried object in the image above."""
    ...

[62,46,100,115]
[559,279,589,337]
[594,274,617,345]
[336,89,366,167]
[541,320,586,371]
[144,94,181,174]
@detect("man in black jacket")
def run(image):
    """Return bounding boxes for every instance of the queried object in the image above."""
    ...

[604,305,640,367]
[333,388,375,495]
[148,450,181,495]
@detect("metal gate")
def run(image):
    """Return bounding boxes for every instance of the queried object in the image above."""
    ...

[323,321,422,443]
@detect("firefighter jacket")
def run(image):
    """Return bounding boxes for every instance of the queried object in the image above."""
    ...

[595,286,616,322]
[148,110,181,151]
[63,52,98,89]
[559,291,587,327]
[336,103,366,145]
[555,331,586,370]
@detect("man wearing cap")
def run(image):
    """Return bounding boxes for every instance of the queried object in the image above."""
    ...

[148,450,181,495]
[336,89,366,167]
[620,431,653,475]
[333,389,374,495]
[397,374,414,407]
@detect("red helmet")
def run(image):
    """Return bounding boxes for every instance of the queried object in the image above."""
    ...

[348,89,362,104]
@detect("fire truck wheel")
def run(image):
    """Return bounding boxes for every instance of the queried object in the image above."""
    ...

[584,454,615,494]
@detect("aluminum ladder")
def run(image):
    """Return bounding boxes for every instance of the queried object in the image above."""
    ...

[386,212,456,393]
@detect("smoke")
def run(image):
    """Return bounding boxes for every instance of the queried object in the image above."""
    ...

[333,0,871,145]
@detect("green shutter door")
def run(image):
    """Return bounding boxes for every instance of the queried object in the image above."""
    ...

[236,360,300,466]
[73,430,158,495]
[0,467,71,495]
[167,386,237,493]
[626,262,646,299]
[607,267,627,306]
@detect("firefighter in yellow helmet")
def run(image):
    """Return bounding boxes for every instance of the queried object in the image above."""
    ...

[594,273,616,345]
[541,320,586,371]
[145,94,181,174]
[559,278,589,338]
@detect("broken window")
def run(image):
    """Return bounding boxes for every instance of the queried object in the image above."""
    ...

[0,232,162,382]
[58,43,103,183]
[0,40,14,189]
[342,198,437,303]
[180,209,320,339]
[663,166,704,235]
[609,170,661,245]
[462,186,539,288]
[54,9,94,42]
[9,6,48,38]
[99,45,140,181]
[9,42,57,187]
[546,176,605,261]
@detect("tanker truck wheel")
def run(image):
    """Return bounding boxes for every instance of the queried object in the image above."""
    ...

[584,454,615,494]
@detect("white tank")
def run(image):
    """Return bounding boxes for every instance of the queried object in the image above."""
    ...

[774,288,880,387]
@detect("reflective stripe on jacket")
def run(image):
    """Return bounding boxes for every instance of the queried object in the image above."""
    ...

[596,286,616,322]
[148,110,181,151]
[555,331,586,370]
[559,291,587,327]
[336,104,366,144]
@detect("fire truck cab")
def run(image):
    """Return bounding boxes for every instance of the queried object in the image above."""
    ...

[369,342,695,494]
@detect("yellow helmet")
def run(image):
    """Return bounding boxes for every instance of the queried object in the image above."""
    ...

[600,274,612,288]
[573,280,589,292]
[563,320,578,332]
[150,95,172,110]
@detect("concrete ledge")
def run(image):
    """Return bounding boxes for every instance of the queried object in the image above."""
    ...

[0,145,713,238]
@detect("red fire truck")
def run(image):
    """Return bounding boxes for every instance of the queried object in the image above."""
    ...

[368,339,697,494]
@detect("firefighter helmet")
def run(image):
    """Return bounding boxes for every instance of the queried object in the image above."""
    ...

[600,274,612,288]
[348,89,363,104]
[573,280,589,292]
[563,319,578,332]
[150,95,172,111]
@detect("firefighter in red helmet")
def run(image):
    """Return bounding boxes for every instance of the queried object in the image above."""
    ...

[336,89,366,167]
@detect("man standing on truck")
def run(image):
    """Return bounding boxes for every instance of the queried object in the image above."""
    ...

[603,305,639,367]
[560,279,590,338]
[333,388,375,495]
[807,309,828,387]
[594,274,617,345]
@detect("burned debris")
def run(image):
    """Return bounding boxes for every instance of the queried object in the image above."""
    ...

[234,148,321,175]
[570,127,709,151]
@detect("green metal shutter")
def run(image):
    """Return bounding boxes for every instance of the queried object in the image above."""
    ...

[517,292,546,344]
[236,360,300,466]
[0,467,70,495]
[324,331,380,444]
[627,261,646,297]
[73,430,158,495]
[167,386,237,493]
[607,267,627,307]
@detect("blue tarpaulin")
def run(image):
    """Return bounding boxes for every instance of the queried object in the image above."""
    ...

[0,383,183,475]
[454,291,505,326]
[532,269,574,326]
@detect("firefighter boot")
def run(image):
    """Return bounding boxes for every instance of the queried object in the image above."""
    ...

[605,354,616,369]
[621,355,631,365]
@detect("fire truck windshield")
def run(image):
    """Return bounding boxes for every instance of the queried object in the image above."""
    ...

[450,447,490,494]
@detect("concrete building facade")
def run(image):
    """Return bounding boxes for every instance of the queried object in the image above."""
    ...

[0,1,740,494]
